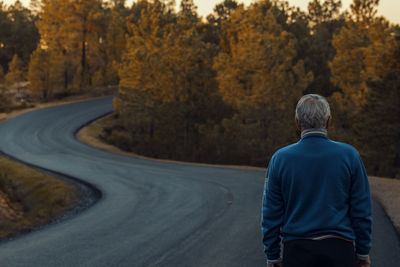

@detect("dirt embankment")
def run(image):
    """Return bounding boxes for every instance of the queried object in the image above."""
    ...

[0,157,79,239]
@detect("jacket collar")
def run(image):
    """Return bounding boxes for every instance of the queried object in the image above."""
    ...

[301,128,328,139]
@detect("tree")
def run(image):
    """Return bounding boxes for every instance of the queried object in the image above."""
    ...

[5,54,25,85]
[0,65,4,83]
[118,0,175,108]
[36,0,76,91]
[212,0,240,23]
[0,64,7,112]
[329,0,380,110]
[0,2,12,72]
[0,85,10,112]
[0,1,39,72]
[355,22,400,177]
[304,0,345,96]
[159,1,221,157]
[308,0,343,25]
[68,0,104,89]
[115,0,225,160]
[213,1,312,164]
[327,0,400,177]
[116,0,177,155]
[103,0,129,84]
[204,0,241,46]
[328,0,386,144]
[36,0,105,91]
[27,48,63,100]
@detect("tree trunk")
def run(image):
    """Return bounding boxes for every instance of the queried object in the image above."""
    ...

[149,117,154,138]
[183,119,190,160]
[64,69,69,89]
[63,49,68,89]
[81,17,87,89]
[393,87,400,178]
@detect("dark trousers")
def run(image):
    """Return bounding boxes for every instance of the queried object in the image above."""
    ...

[283,238,357,267]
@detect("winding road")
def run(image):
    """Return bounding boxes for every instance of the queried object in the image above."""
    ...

[0,97,399,266]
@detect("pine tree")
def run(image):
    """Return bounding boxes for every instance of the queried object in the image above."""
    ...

[104,0,134,85]
[204,0,241,47]
[215,2,312,112]
[160,1,220,157]
[213,1,312,164]
[5,54,25,86]
[116,0,224,160]
[116,0,175,152]
[210,0,240,24]
[36,0,105,91]
[355,22,400,177]
[68,0,104,89]
[0,65,4,84]
[104,0,128,84]
[36,0,76,91]
[0,1,39,72]
[304,0,345,96]
[329,0,380,110]
[0,64,7,112]
[328,0,389,144]
[27,48,63,100]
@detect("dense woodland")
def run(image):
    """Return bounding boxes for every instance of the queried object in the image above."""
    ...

[0,0,399,178]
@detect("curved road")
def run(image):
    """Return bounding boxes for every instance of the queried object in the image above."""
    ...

[0,97,398,266]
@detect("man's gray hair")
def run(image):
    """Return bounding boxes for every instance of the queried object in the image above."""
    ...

[295,94,331,130]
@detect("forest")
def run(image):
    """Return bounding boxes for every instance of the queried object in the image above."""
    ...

[0,0,399,178]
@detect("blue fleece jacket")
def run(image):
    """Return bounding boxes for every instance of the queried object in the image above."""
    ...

[261,129,372,261]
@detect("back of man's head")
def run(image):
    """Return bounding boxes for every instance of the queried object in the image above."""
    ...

[295,94,331,130]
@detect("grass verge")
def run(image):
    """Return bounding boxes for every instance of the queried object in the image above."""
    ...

[0,156,79,239]
[78,114,400,234]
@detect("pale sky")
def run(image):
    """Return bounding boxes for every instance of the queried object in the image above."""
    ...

[3,0,400,23]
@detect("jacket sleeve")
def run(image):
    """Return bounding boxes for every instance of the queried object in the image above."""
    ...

[350,153,372,257]
[261,154,284,261]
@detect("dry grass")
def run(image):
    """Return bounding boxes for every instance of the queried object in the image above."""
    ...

[79,115,400,234]
[0,157,79,239]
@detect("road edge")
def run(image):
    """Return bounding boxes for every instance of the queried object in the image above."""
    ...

[76,110,400,236]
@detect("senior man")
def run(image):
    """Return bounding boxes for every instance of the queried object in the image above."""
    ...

[261,94,372,267]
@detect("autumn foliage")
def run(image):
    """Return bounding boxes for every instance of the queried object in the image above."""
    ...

[0,0,399,177]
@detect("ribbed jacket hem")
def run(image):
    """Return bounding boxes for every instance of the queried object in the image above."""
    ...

[267,258,282,264]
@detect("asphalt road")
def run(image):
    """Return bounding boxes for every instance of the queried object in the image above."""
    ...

[0,97,399,267]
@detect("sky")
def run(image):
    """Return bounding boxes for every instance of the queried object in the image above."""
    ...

[3,0,400,23]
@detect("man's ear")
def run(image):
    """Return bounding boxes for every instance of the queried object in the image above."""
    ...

[326,116,331,129]
[295,117,301,131]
